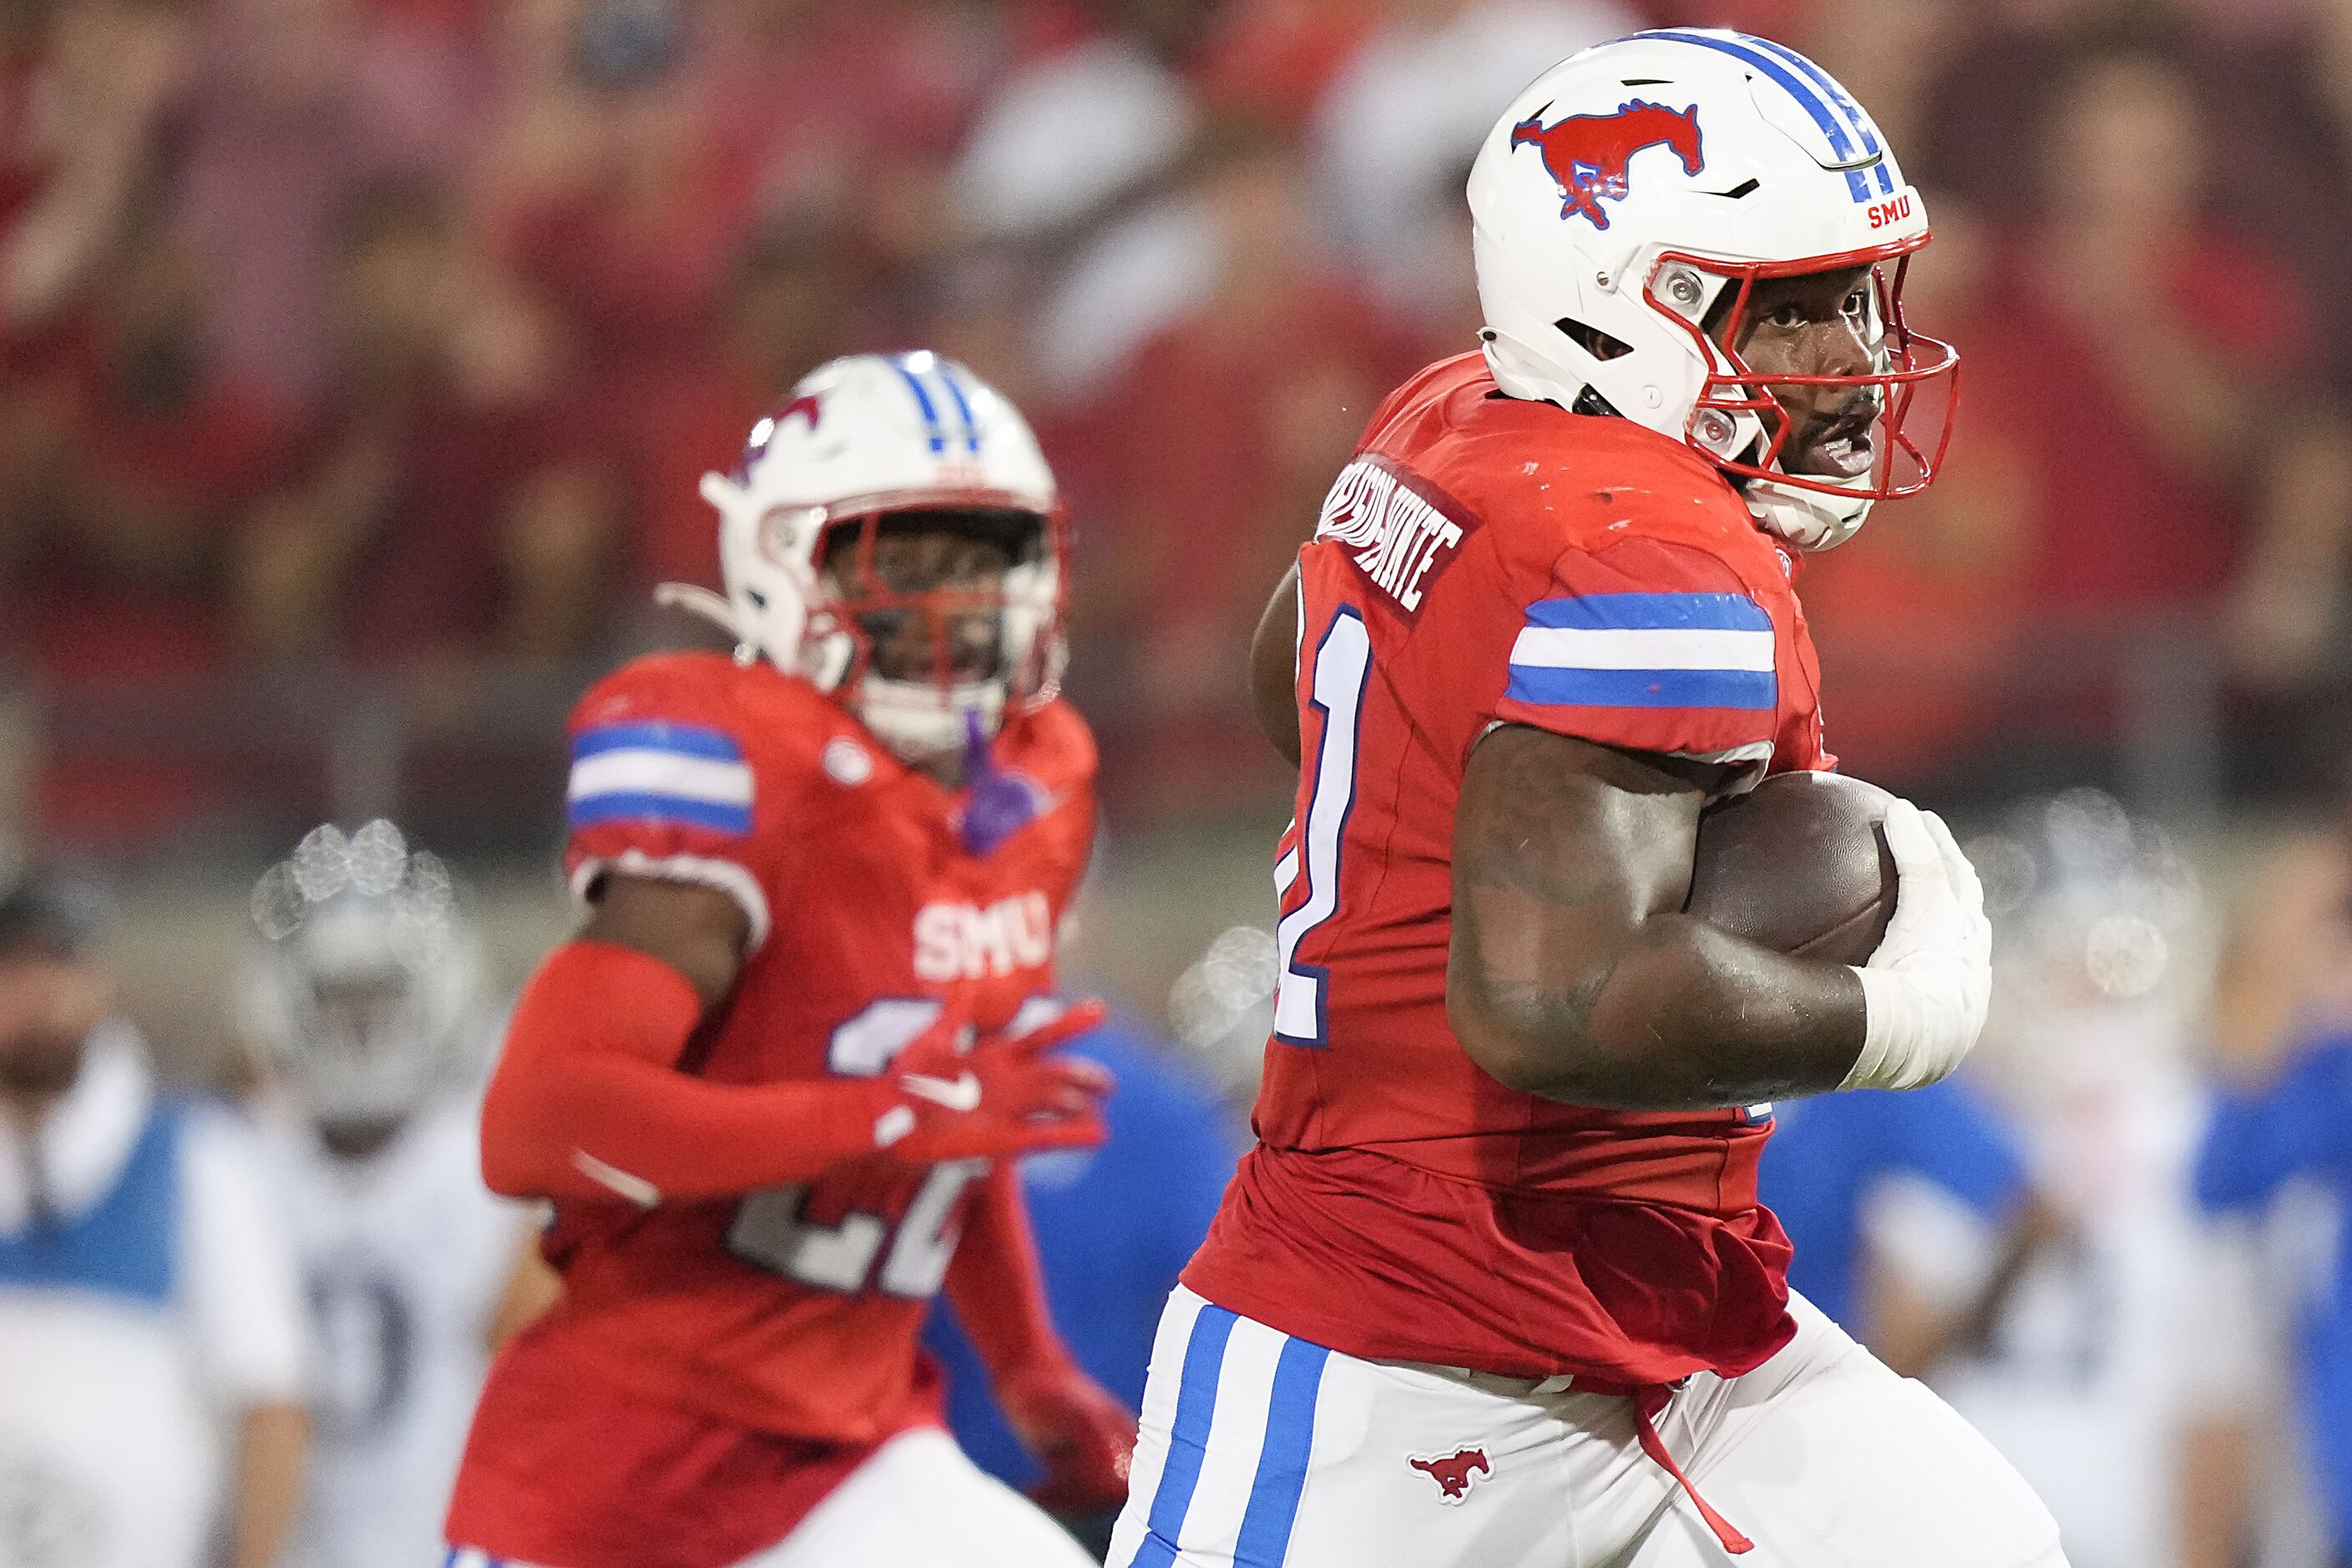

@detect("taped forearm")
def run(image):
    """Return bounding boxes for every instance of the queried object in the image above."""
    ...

[480,941,894,1203]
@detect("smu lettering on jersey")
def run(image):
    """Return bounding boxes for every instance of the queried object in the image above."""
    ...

[1186,353,1828,1387]
[475,653,1096,1447]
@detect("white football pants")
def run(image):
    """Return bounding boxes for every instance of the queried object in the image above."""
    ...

[1108,1286,2068,1568]
[444,1428,1095,1568]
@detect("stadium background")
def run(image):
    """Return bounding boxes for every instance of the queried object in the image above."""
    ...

[6,0,2352,1562]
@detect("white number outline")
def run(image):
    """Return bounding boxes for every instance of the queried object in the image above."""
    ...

[724,997,987,1299]
[1272,607,1373,1048]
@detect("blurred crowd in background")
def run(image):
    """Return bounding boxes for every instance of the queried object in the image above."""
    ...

[8,1,2352,1567]
[5,0,2352,852]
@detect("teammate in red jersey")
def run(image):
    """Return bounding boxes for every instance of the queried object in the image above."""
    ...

[1110,32,2068,1568]
[443,352,1135,1568]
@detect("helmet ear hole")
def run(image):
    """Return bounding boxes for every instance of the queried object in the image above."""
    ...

[1555,317,1633,361]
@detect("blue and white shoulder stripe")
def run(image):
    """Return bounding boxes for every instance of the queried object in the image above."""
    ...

[1505,591,1776,711]
[567,721,754,837]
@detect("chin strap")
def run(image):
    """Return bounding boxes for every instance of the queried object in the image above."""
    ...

[1744,475,1873,553]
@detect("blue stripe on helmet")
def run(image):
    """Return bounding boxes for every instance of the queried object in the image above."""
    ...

[1125,1304,1239,1568]
[1736,33,1897,195]
[892,358,948,454]
[1232,1336,1331,1567]
[1638,30,1873,202]
[933,362,984,455]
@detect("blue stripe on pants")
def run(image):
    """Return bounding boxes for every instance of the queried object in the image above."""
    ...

[1233,1337,1332,1566]
[1127,1305,1240,1568]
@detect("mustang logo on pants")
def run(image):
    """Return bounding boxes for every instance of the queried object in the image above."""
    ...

[1408,1448,1490,1503]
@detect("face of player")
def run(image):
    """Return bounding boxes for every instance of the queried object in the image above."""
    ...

[0,953,108,1106]
[1717,263,1884,482]
[822,515,1022,687]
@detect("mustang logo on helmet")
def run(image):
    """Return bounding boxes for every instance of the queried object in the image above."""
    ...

[732,393,825,482]
[1509,99,1704,230]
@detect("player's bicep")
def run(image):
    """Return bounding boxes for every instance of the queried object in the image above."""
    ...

[580,875,747,1008]
[1446,726,1709,1078]
[1250,564,1302,766]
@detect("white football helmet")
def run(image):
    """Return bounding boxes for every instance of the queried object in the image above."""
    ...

[676,352,1066,762]
[240,821,484,1129]
[1468,29,1958,549]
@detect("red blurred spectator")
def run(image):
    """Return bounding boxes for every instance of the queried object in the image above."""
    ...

[0,213,293,837]
[1068,120,1422,810]
[1797,205,2033,781]
[1990,51,2314,619]
[0,0,186,346]
[175,0,490,407]
[633,224,864,595]
[1909,0,2147,222]
[483,1,744,406]
[2169,0,2352,399]
[702,0,992,240]
[1195,0,1378,126]
[1,217,290,687]
[234,180,623,672]
[1813,48,2352,782]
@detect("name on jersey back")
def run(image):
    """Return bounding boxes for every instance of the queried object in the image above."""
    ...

[1315,458,1473,618]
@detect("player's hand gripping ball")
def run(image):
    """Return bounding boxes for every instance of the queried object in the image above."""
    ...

[1690,777,1989,1089]
[999,1359,1139,1515]
[874,998,1115,1164]
[1686,771,1896,965]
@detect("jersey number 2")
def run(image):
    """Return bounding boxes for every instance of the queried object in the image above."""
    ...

[726,999,984,1297]
[1273,608,1371,1048]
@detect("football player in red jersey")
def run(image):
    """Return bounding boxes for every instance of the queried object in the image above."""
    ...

[443,352,1136,1568]
[1110,32,2069,1568]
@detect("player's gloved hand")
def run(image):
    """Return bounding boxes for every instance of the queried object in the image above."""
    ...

[872,999,1114,1164]
[999,1358,1138,1515]
[1842,798,1991,1092]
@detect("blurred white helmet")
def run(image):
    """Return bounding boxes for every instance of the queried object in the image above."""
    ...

[675,352,1066,763]
[1468,29,1958,549]
[240,821,483,1129]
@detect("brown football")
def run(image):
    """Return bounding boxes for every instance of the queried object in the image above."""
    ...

[1686,771,1898,966]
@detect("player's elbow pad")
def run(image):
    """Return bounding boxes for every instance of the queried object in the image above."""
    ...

[480,940,706,1199]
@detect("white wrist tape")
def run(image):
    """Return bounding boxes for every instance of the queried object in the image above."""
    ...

[1844,964,1974,1091]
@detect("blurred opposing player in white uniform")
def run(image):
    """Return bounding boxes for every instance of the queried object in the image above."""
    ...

[0,867,311,1568]
[1924,794,2269,1568]
[240,822,548,1568]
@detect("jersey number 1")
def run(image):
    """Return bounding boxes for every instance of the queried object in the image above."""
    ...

[1273,608,1371,1048]
[726,999,984,1297]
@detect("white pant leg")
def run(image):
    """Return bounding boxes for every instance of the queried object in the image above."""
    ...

[1622,1293,2068,1568]
[1109,1287,2069,1568]
[1110,1286,1662,1568]
[746,1428,1097,1568]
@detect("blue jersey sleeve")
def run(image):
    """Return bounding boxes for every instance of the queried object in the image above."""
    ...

[1891,1078,2029,1219]
[2194,1034,2352,1211]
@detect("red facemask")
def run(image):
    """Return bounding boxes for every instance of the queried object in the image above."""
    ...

[1643,234,1960,504]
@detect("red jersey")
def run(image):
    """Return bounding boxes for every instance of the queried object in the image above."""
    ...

[1185,354,1828,1387]
[450,652,1094,1566]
